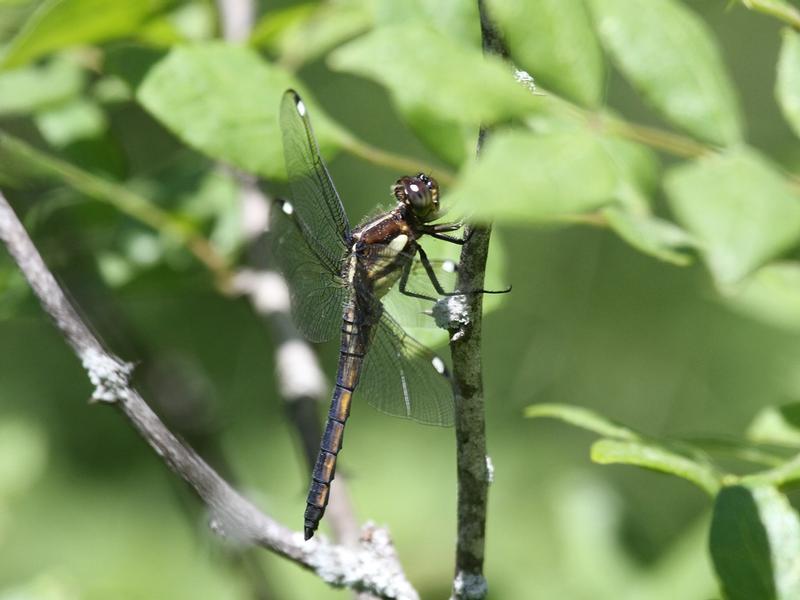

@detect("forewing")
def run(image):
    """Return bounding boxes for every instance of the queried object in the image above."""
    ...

[271,202,347,343]
[359,311,454,427]
[280,89,349,268]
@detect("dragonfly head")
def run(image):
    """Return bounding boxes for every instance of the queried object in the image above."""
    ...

[393,173,440,222]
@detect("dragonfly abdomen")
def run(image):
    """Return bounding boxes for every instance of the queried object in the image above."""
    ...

[303,304,369,540]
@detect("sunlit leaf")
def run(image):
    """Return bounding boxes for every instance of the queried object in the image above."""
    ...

[444,130,621,222]
[0,55,84,115]
[586,0,742,146]
[488,0,605,106]
[138,43,343,179]
[1,0,173,69]
[603,207,696,266]
[329,25,539,128]
[591,439,721,495]
[374,0,480,48]
[525,403,639,440]
[710,485,800,600]
[665,148,800,285]
[35,98,106,147]
[777,28,800,139]
[748,402,800,447]
[726,262,800,332]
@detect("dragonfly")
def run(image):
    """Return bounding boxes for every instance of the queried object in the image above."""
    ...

[273,89,477,540]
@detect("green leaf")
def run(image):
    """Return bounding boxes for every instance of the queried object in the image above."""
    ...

[777,28,800,139]
[374,0,480,48]
[444,130,622,223]
[488,0,604,106]
[591,439,721,495]
[726,262,800,332]
[35,98,106,147]
[0,418,47,499]
[253,2,372,70]
[1,0,172,69]
[603,207,696,266]
[665,148,800,285]
[748,402,800,447]
[710,485,800,600]
[586,0,742,146]
[525,403,639,440]
[137,43,342,179]
[0,55,84,115]
[328,25,539,128]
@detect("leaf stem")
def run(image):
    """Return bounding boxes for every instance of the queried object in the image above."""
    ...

[337,132,456,186]
[740,0,800,29]
[0,131,233,288]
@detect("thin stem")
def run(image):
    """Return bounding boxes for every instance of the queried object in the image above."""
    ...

[0,131,233,288]
[0,191,419,600]
[740,0,800,29]
[338,132,456,186]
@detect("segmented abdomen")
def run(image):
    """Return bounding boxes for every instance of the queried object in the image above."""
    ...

[304,299,369,540]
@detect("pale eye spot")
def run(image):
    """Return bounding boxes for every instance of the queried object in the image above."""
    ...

[409,183,419,193]
[442,260,457,273]
[431,356,445,374]
[281,201,295,215]
[296,99,307,117]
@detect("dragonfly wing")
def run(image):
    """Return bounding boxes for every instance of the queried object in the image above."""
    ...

[280,89,350,268]
[271,201,347,343]
[359,310,454,427]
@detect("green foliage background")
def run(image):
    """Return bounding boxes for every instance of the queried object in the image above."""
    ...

[1,0,800,598]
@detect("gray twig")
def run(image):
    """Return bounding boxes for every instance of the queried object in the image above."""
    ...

[0,193,418,600]
[446,2,508,599]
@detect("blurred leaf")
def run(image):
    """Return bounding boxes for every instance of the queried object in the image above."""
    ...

[488,0,605,106]
[404,106,472,167]
[249,3,317,48]
[603,207,696,266]
[35,98,106,147]
[726,262,800,332]
[104,43,167,91]
[329,25,539,128]
[665,148,800,285]
[710,485,800,600]
[591,439,721,495]
[598,135,660,197]
[444,130,621,222]
[254,1,372,69]
[586,0,742,146]
[0,419,47,499]
[777,28,800,139]
[0,56,84,115]
[97,251,135,287]
[1,0,173,69]
[373,0,480,48]
[138,43,343,179]
[525,403,639,440]
[748,402,800,447]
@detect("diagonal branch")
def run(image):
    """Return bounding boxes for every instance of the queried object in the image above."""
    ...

[0,192,419,600]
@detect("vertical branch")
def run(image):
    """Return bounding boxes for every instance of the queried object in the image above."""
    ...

[447,2,508,599]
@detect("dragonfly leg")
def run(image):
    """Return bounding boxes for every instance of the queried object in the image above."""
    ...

[399,252,439,301]
[422,222,475,246]
[417,245,512,297]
